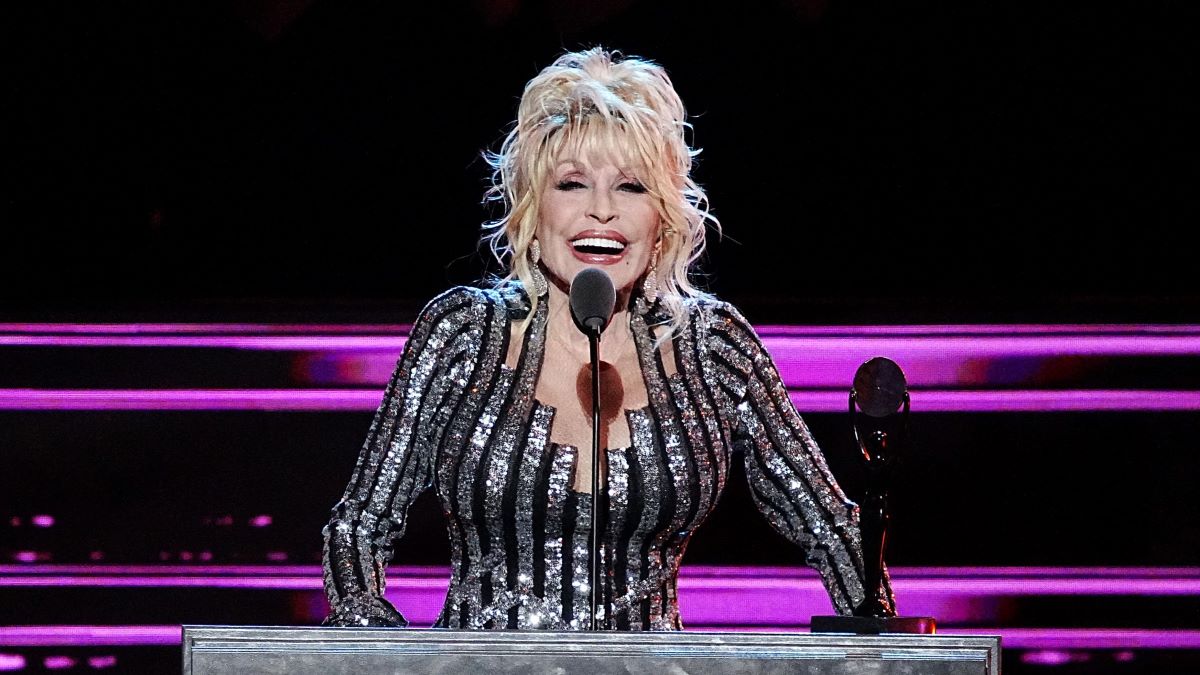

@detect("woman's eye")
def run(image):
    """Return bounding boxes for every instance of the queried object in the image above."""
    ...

[619,182,647,194]
[555,180,586,191]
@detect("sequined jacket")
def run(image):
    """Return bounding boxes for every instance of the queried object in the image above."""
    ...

[322,285,892,630]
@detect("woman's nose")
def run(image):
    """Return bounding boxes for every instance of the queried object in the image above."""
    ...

[587,191,617,224]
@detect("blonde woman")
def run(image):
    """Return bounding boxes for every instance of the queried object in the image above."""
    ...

[322,47,893,630]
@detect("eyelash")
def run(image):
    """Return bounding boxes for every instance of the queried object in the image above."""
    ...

[555,180,647,193]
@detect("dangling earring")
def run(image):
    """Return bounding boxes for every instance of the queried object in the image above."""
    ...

[528,238,549,297]
[642,243,660,304]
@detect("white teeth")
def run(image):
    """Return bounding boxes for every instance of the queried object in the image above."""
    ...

[571,237,626,252]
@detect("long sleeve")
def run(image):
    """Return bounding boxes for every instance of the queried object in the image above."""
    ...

[321,288,476,627]
[708,303,895,616]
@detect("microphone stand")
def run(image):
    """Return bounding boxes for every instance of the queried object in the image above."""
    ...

[568,266,616,631]
[586,324,606,630]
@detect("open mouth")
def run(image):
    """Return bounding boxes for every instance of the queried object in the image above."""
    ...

[571,237,627,256]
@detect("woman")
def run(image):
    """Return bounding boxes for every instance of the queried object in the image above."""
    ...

[322,47,893,630]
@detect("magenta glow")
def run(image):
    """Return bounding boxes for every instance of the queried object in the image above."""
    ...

[3,388,1199,412]
[42,656,77,670]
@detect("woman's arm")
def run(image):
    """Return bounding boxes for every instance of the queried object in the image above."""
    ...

[321,288,475,627]
[708,303,895,616]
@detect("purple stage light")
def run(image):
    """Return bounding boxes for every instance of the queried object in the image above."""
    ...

[248,515,273,528]
[6,323,1200,410]
[8,327,1200,355]
[42,656,76,670]
[788,390,1200,412]
[86,656,117,669]
[0,389,380,411]
[891,566,1200,577]
[3,388,1200,412]
[0,563,445,576]
[3,565,1198,594]
[755,324,1200,336]
[0,336,408,349]
[0,627,180,647]
[6,322,1200,336]
[2,625,1200,650]
[3,566,1199,631]
[1021,649,1091,665]
[939,628,1200,650]
[296,346,1188,388]
[0,323,410,335]
[0,654,25,672]
[30,515,54,528]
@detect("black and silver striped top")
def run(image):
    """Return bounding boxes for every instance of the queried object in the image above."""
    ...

[322,285,890,630]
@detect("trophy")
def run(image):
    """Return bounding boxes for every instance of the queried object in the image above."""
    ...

[811,357,936,634]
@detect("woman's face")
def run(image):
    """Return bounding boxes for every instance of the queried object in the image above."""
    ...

[535,155,660,296]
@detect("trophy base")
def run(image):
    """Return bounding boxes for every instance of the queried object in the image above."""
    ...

[810,615,937,635]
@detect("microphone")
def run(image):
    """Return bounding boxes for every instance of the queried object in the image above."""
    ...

[569,267,616,335]
[569,267,615,630]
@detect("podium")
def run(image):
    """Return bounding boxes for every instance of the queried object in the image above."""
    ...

[182,626,1000,674]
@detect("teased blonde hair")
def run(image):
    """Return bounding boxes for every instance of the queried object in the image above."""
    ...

[483,47,719,335]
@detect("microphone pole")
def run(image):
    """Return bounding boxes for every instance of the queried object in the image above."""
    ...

[587,320,603,629]
[568,268,615,630]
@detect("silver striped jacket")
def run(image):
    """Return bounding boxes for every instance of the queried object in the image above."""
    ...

[322,284,890,630]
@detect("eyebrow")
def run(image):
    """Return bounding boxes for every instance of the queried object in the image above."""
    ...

[553,160,640,178]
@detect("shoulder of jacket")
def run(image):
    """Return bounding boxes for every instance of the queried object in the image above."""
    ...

[405,287,514,367]
[682,295,752,333]
[417,285,515,323]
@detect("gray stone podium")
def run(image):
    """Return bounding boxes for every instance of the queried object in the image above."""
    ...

[181,626,1000,674]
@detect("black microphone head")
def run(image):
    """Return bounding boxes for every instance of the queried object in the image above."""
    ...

[853,357,908,418]
[569,268,616,334]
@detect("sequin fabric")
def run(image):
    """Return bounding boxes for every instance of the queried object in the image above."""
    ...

[322,285,894,629]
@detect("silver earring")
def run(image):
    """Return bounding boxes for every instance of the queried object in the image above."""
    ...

[642,250,659,304]
[528,239,549,297]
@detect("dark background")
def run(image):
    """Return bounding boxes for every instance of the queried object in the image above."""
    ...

[2,7,1199,670]
[4,1,1197,322]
